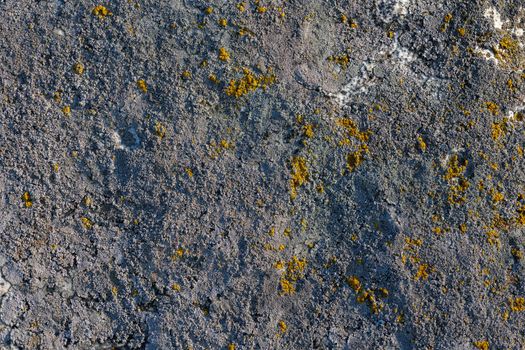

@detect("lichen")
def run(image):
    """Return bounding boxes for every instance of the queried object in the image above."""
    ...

[62,105,71,116]
[81,217,93,229]
[154,121,167,139]
[21,191,32,208]
[415,264,429,280]
[73,62,84,75]
[218,47,230,61]
[137,79,148,93]
[92,5,111,19]
[225,68,275,98]
[289,156,308,200]
[473,340,489,350]
[279,256,307,295]
[509,297,525,312]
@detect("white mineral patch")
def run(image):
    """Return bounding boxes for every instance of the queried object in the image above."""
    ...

[111,131,124,150]
[474,46,498,64]
[0,274,11,297]
[484,7,507,30]
[393,0,410,16]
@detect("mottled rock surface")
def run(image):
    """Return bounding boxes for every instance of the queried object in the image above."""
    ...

[1,0,525,349]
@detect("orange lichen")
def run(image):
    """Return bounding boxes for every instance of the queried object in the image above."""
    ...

[154,121,167,139]
[346,146,368,172]
[328,52,350,68]
[417,135,427,152]
[237,2,246,12]
[73,62,84,75]
[473,340,489,350]
[346,276,361,291]
[218,47,230,61]
[279,256,307,295]
[491,119,508,140]
[21,191,33,208]
[137,79,148,93]
[509,297,525,312]
[485,102,499,116]
[303,124,314,138]
[278,320,287,333]
[415,264,429,280]
[62,105,71,116]
[92,5,111,19]
[485,230,500,247]
[289,156,308,200]
[81,217,93,229]
[225,68,275,98]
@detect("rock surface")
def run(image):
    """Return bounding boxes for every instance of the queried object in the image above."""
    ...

[1,0,525,349]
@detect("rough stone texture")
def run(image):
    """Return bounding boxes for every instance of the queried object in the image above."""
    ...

[1,0,525,349]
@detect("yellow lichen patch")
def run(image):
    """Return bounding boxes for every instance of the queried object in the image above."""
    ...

[445,155,467,180]
[73,62,84,75]
[209,74,219,84]
[485,102,499,116]
[346,147,367,172]
[137,79,148,93]
[328,52,350,68]
[218,18,228,27]
[346,276,361,291]
[81,217,93,229]
[172,283,181,292]
[237,2,246,12]
[303,124,314,138]
[208,139,234,159]
[340,14,348,23]
[517,203,525,225]
[336,118,370,142]
[92,5,111,19]
[356,289,382,313]
[485,230,500,247]
[473,340,489,350]
[181,70,192,79]
[491,190,504,203]
[204,6,213,14]
[440,13,453,31]
[499,35,519,52]
[279,256,307,295]
[228,344,236,350]
[218,47,231,61]
[82,195,93,207]
[457,27,466,36]
[445,155,469,205]
[289,156,308,200]
[154,121,167,139]
[491,119,508,141]
[415,264,429,280]
[21,191,33,208]
[171,248,186,261]
[511,247,523,259]
[111,286,118,296]
[278,320,287,333]
[257,6,267,13]
[62,105,71,116]
[225,68,275,98]
[185,167,193,177]
[509,297,525,312]
[417,135,427,152]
